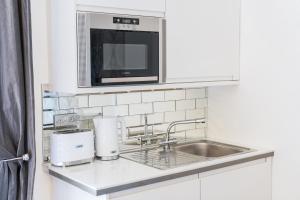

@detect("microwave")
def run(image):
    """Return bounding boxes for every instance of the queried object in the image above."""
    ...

[77,12,165,87]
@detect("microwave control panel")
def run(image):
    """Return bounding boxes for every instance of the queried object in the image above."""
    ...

[113,17,140,25]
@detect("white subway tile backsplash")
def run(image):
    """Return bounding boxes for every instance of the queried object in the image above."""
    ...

[176,99,195,110]
[196,98,208,108]
[89,94,116,107]
[185,129,205,138]
[128,127,146,136]
[175,123,195,132]
[54,109,74,115]
[154,101,175,112]
[75,107,102,116]
[43,98,59,110]
[129,103,153,115]
[124,115,141,127]
[142,91,164,102]
[165,111,185,123]
[103,105,128,117]
[186,88,206,99]
[165,90,185,101]
[42,87,209,158]
[186,109,205,120]
[196,121,207,129]
[173,131,186,140]
[144,113,164,124]
[117,92,141,105]
[152,123,169,133]
[59,96,77,109]
[76,95,88,108]
[43,111,54,125]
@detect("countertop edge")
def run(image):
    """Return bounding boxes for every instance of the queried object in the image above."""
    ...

[49,169,98,196]
[48,151,274,196]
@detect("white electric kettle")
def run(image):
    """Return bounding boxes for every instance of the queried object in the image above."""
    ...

[93,116,126,160]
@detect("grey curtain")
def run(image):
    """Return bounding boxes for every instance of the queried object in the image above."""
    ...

[0,0,36,200]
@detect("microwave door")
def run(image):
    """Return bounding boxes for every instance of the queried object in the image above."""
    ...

[90,29,159,86]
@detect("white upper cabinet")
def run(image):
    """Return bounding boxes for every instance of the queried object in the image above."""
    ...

[76,0,166,17]
[50,0,240,94]
[165,0,240,83]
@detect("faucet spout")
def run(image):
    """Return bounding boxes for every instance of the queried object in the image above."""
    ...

[162,118,206,150]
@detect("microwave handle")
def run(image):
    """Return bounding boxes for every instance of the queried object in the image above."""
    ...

[160,18,167,83]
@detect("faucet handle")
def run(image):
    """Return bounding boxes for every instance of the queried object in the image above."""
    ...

[159,138,177,146]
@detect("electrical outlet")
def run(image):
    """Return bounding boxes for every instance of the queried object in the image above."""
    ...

[53,113,80,128]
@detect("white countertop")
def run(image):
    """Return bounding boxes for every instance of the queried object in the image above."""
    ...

[48,139,274,196]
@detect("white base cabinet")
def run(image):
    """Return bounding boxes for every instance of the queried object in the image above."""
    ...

[52,175,200,200]
[111,175,200,200]
[200,158,272,200]
[52,158,272,200]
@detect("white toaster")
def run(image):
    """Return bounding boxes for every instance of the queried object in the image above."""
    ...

[50,129,95,167]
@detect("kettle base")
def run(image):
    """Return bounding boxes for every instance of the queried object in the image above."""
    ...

[96,155,119,161]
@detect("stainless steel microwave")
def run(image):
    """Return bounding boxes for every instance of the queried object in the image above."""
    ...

[76,12,165,87]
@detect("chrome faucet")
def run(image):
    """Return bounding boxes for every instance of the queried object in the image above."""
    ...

[161,118,206,150]
[143,114,151,145]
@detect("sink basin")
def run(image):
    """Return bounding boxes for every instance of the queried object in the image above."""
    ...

[121,148,208,170]
[121,140,252,170]
[175,140,250,158]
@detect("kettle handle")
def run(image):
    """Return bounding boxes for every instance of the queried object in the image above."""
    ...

[118,117,127,142]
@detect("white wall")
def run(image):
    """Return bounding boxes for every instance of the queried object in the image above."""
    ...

[31,0,52,199]
[208,0,300,199]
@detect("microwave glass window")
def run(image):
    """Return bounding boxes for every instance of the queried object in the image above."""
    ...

[103,44,148,70]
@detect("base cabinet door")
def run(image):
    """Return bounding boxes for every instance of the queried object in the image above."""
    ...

[111,175,200,200]
[200,159,272,200]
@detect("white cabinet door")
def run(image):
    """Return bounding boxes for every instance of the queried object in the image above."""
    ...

[166,0,240,83]
[76,0,166,13]
[200,159,272,200]
[111,175,200,200]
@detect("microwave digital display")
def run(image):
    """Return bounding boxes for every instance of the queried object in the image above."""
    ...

[113,17,139,25]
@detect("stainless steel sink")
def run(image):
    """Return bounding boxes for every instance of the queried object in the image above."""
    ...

[174,140,249,158]
[121,140,252,170]
[121,148,208,170]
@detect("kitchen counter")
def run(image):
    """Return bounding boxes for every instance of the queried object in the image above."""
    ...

[47,139,274,196]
